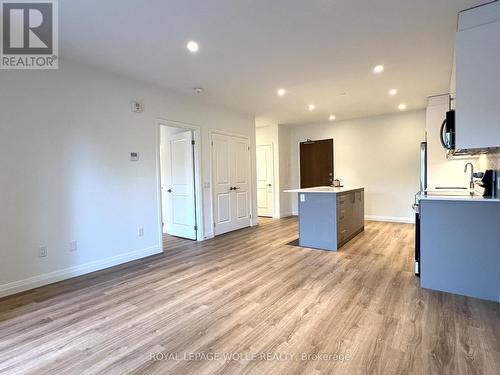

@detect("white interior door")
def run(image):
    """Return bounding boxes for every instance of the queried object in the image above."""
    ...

[212,133,251,236]
[256,144,274,217]
[164,130,197,240]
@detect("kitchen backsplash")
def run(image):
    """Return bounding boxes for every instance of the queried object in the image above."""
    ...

[477,151,500,170]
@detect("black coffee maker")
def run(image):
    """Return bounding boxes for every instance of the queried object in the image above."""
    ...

[474,170,497,197]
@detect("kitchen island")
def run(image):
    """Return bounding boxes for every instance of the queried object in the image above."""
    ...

[285,186,364,251]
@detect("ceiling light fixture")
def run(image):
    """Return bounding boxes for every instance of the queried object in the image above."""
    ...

[308,104,316,111]
[389,89,398,96]
[193,87,205,94]
[373,65,384,74]
[186,41,199,53]
[329,115,336,121]
[398,103,407,110]
[277,88,287,97]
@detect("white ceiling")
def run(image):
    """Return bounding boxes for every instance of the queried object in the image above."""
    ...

[60,0,488,125]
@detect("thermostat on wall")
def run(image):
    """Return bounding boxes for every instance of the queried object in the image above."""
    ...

[131,101,144,113]
[130,152,139,161]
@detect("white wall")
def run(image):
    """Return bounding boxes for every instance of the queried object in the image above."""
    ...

[0,60,256,297]
[288,111,426,222]
[278,125,292,217]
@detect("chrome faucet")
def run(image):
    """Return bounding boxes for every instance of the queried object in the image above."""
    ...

[464,162,475,191]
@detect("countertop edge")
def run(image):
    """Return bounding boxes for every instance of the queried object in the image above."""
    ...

[284,186,364,194]
[418,195,500,203]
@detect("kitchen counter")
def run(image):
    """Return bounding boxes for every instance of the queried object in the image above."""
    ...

[285,186,364,194]
[419,198,500,302]
[417,192,500,203]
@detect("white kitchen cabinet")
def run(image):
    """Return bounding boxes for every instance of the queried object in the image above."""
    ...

[455,1,500,149]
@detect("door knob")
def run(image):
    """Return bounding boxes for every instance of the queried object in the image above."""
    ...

[234,187,240,190]
[229,187,234,191]
[167,189,172,193]
[268,184,272,187]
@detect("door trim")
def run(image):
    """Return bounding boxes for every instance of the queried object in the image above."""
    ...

[256,143,275,218]
[156,119,204,242]
[209,129,254,236]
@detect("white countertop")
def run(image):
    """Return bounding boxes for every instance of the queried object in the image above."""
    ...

[284,186,364,194]
[417,193,500,203]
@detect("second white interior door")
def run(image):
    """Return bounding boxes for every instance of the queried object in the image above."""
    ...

[256,144,274,217]
[212,133,251,236]
[162,129,197,240]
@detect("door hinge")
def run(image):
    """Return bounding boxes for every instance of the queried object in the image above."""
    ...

[211,141,214,146]
[194,225,198,231]
[191,140,195,145]
[248,146,250,151]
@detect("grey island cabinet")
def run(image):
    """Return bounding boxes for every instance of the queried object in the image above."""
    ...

[285,187,364,251]
[419,195,500,303]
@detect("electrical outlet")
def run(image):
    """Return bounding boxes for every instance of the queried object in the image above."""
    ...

[138,227,144,237]
[70,240,78,252]
[38,246,47,258]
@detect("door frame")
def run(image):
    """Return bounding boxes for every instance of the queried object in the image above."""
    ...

[156,118,204,242]
[256,143,275,218]
[209,129,255,237]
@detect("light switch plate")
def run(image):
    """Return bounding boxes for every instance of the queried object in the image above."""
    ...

[38,246,47,258]
[300,194,305,202]
[131,101,144,113]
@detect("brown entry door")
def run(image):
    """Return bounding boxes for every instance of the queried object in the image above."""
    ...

[300,139,334,188]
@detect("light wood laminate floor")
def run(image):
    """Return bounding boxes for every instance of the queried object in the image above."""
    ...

[0,218,499,375]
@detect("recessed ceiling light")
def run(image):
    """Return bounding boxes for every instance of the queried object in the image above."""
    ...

[373,65,384,74]
[277,88,287,97]
[186,41,199,53]
[308,104,316,111]
[398,103,407,110]
[389,89,398,96]
[329,115,336,121]
[193,87,204,94]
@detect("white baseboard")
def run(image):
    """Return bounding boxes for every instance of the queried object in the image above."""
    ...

[0,246,162,298]
[365,215,415,224]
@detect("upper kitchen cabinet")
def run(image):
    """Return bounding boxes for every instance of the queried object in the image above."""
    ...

[455,1,500,150]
